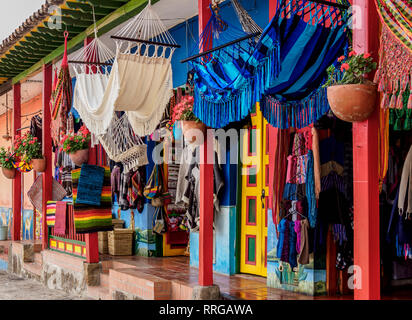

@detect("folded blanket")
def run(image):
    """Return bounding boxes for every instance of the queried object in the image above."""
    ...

[54,201,67,235]
[46,201,57,227]
[72,166,113,234]
[76,164,105,206]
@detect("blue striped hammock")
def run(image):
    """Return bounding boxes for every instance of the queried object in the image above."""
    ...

[191,0,350,129]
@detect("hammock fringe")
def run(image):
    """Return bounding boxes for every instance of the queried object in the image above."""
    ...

[193,42,281,128]
[260,85,330,129]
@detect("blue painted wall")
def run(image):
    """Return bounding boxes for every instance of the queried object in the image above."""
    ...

[266,209,327,295]
[0,207,35,241]
[190,206,238,275]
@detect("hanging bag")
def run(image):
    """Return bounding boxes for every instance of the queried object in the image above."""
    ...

[144,165,161,199]
[152,207,167,234]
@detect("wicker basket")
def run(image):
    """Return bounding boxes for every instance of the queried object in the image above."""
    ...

[108,229,134,256]
[98,231,109,254]
[112,219,125,229]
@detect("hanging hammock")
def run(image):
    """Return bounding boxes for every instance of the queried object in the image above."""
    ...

[50,31,73,144]
[98,113,148,173]
[189,0,350,129]
[71,13,116,137]
[373,0,412,110]
[103,0,178,137]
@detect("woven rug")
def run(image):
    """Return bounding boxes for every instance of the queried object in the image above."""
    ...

[46,201,57,227]
[27,175,68,214]
[75,164,105,206]
[72,166,113,234]
[374,0,412,109]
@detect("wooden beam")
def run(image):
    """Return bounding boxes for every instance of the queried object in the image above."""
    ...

[12,82,21,241]
[42,63,53,250]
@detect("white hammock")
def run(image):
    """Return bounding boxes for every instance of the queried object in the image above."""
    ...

[98,113,148,173]
[71,14,116,137]
[109,0,177,136]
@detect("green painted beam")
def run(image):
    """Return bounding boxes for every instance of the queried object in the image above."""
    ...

[12,0,154,85]
[66,1,112,15]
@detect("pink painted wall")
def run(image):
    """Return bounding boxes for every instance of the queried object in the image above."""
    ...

[0,93,43,210]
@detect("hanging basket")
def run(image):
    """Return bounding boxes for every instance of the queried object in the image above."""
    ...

[69,149,89,167]
[2,167,16,179]
[327,83,377,123]
[31,158,46,172]
[181,121,206,144]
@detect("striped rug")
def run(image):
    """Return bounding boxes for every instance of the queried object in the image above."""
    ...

[72,166,113,234]
[46,201,57,227]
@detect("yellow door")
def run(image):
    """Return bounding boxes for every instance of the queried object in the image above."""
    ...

[240,103,269,277]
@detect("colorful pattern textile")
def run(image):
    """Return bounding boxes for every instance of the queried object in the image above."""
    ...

[46,201,57,227]
[50,33,72,145]
[72,166,113,234]
[76,164,105,206]
[12,161,32,173]
[54,201,67,236]
[191,0,349,129]
[374,0,412,110]
[375,0,412,52]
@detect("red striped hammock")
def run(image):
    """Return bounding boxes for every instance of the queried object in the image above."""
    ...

[374,0,412,110]
[49,31,72,144]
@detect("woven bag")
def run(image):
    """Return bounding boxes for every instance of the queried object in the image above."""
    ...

[27,175,67,214]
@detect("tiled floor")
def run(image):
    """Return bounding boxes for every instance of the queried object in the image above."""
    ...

[100,255,350,300]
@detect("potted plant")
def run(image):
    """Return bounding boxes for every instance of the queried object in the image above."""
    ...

[171,95,206,143]
[0,147,16,179]
[16,133,45,172]
[60,125,91,166]
[325,50,378,122]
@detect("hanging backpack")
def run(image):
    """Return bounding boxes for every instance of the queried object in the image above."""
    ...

[144,165,161,199]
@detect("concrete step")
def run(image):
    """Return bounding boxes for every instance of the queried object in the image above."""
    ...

[34,252,42,265]
[87,285,111,300]
[109,268,171,300]
[100,273,110,288]
[23,262,42,278]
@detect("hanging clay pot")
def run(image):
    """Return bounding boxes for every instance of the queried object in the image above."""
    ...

[327,83,377,122]
[181,121,206,144]
[2,167,16,179]
[69,149,89,167]
[31,157,46,172]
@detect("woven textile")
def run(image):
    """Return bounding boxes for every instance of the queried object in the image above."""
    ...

[374,0,412,110]
[191,0,349,129]
[27,175,67,214]
[75,164,105,206]
[46,201,56,227]
[72,166,113,234]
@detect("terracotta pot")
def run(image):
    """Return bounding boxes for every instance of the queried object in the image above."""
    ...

[2,167,16,179]
[181,121,207,144]
[31,158,46,172]
[327,83,377,122]
[69,149,89,167]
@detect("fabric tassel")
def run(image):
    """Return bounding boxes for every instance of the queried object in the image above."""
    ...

[389,94,397,109]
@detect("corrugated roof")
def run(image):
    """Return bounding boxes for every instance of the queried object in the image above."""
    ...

[0,0,65,57]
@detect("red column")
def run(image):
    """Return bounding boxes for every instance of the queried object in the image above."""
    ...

[352,0,380,300]
[12,83,21,241]
[267,0,278,213]
[84,37,99,264]
[42,64,53,250]
[198,0,214,287]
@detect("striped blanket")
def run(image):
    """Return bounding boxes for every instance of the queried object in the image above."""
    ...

[72,166,113,234]
[46,201,57,227]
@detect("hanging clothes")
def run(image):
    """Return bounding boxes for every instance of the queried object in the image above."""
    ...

[398,144,412,218]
